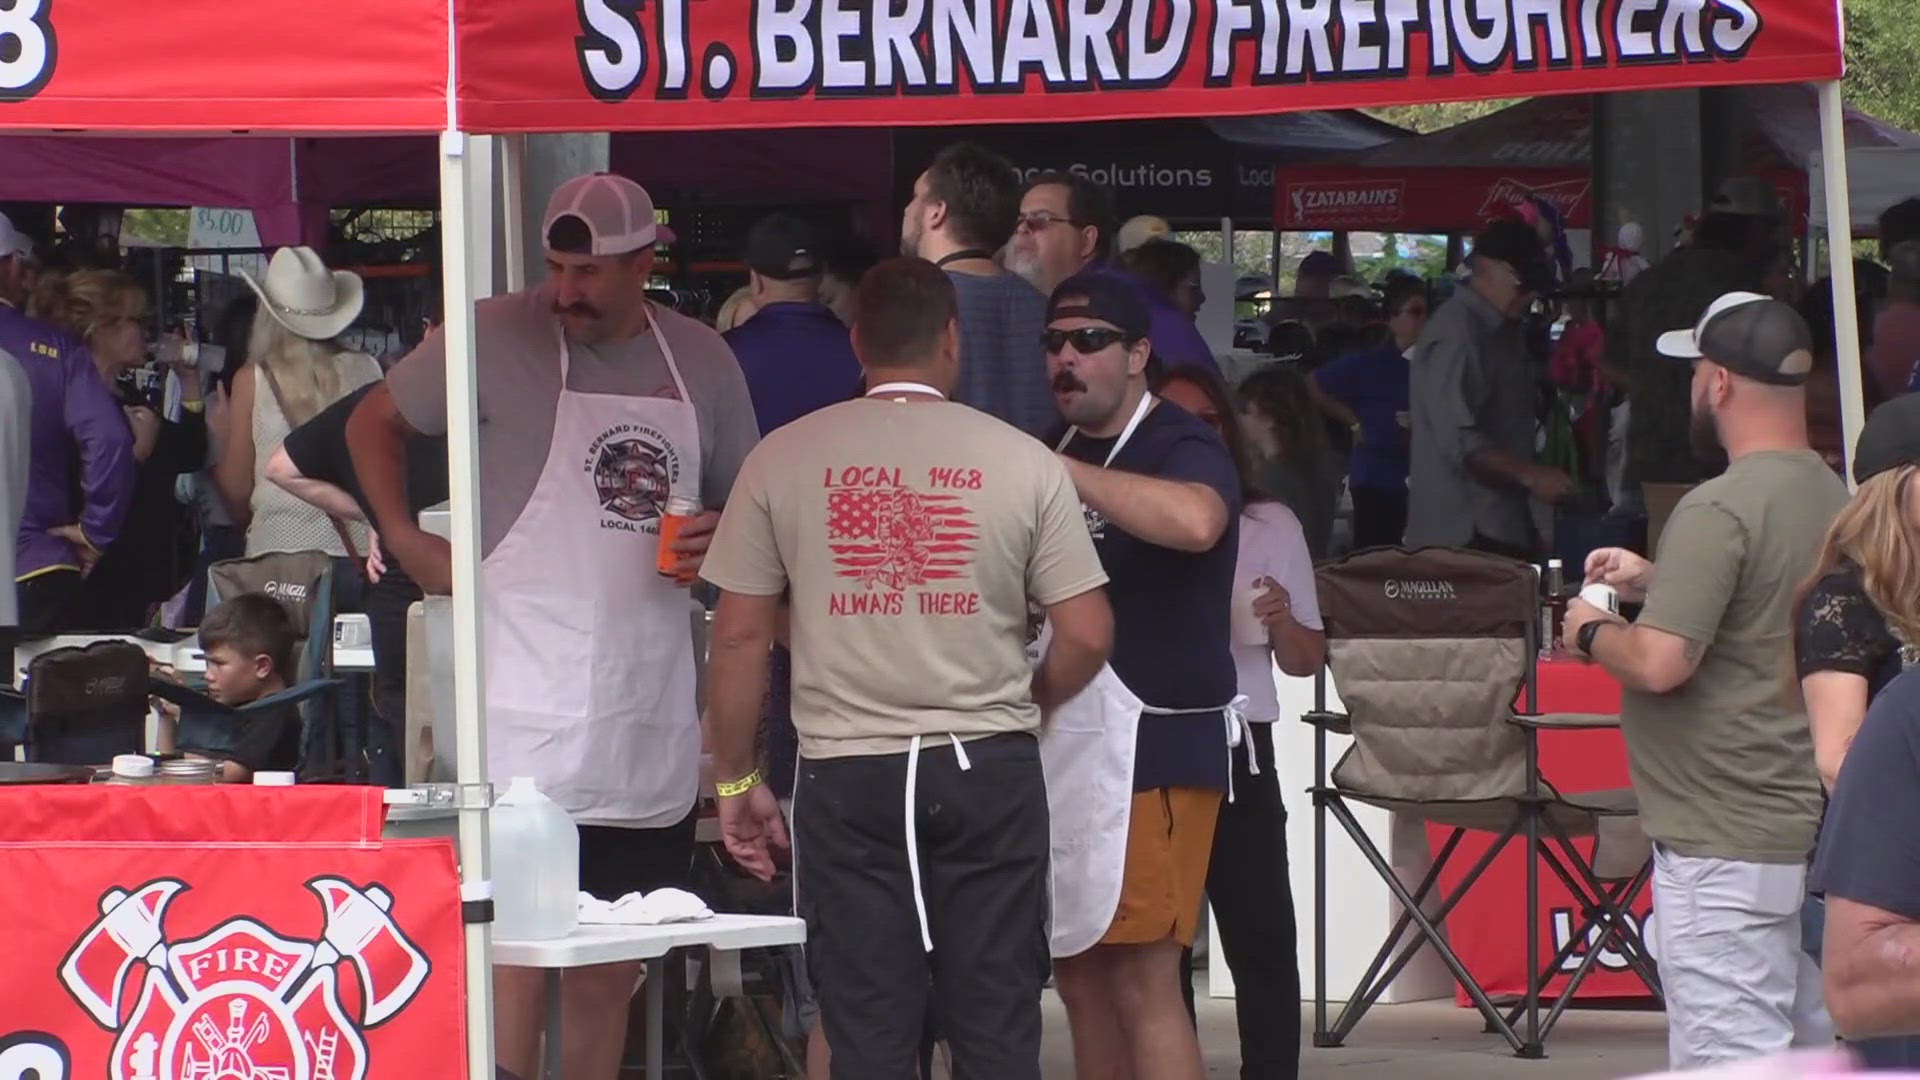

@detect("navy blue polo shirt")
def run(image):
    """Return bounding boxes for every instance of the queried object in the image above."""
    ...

[1056,399,1240,792]
[723,302,863,436]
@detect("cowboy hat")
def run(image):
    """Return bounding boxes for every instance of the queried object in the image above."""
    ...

[242,246,364,341]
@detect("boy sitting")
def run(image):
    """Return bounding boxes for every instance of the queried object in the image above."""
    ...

[180,593,304,782]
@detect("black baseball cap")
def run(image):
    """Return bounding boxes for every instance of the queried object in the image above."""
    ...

[1470,219,1555,293]
[1852,394,1920,484]
[1656,291,1814,387]
[1298,250,1339,279]
[1047,270,1151,339]
[745,213,821,280]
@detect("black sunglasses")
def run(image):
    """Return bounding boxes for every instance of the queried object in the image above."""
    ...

[1043,327,1136,355]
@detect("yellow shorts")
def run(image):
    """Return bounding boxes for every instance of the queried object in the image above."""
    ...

[1101,786,1222,948]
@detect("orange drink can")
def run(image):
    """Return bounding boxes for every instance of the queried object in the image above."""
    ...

[657,496,702,578]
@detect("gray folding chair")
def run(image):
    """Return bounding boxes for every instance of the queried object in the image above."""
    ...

[0,640,148,764]
[1306,546,1659,1058]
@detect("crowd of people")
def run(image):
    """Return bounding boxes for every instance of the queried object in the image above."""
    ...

[8,139,1920,1079]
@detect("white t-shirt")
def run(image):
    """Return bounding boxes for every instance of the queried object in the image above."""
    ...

[1231,501,1323,724]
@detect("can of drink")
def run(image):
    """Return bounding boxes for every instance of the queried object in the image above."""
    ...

[1579,582,1620,616]
[656,495,703,578]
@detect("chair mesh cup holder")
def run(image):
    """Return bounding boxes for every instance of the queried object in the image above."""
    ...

[1305,546,1661,1059]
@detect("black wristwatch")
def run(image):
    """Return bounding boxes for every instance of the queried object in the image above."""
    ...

[1576,619,1608,657]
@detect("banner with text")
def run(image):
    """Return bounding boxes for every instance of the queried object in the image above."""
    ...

[0,787,467,1080]
[0,0,447,131]
[1278,165,1593,231]
[460,0,1843,133]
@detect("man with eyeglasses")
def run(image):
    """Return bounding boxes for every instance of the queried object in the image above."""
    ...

[1043,271,1238,1080]
[1008,171,1219,374]
[900,143,1054,438]
[1406,219,1574,558]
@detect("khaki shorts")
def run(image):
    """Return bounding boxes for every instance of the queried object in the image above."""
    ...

[1101,787,1222,948]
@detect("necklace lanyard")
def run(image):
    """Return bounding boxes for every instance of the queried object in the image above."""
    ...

[1056,391,1155,468]
[866,381,946,401]
[933,249,993,269]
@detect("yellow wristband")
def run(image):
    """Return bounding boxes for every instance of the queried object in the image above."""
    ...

[715,769,762,798]
[182,399,205,413]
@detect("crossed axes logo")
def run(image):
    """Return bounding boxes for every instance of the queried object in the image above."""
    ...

[56,878,430,1080]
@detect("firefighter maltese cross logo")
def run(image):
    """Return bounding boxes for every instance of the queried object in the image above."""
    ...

[828,486,978,592]
[57,877,430,1080]
[587,425,680,524]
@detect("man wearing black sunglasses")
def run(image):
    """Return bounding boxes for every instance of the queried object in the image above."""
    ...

[1044,271,1239,1080]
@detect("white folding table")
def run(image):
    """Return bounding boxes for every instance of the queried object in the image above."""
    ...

[492,914,807,1080]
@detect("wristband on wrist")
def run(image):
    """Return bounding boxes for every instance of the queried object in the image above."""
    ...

[715,768,762,798]
[1576,619,1607,657]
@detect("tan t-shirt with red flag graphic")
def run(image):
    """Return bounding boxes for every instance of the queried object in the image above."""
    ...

[701,396,1108,759]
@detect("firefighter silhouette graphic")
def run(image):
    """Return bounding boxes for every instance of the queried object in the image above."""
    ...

[828,486,978,592]
[58,877,430,1080]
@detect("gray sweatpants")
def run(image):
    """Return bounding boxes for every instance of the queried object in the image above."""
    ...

[1651,845,1834,1069]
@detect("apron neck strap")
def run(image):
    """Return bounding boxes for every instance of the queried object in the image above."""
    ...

[1056,389,1156,468]
[552,301,690,403]
[866,381,946,401]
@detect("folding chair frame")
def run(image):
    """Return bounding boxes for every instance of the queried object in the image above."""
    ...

[1307,603,1660,1058]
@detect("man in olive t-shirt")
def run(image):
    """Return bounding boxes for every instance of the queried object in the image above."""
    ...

[701,258,1113,1079]
[1565,292,1845,1069]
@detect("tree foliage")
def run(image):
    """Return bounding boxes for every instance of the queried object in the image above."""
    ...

[1845,0,1920,132]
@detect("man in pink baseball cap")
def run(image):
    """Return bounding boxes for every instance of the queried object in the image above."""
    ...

[349,173,758,1078]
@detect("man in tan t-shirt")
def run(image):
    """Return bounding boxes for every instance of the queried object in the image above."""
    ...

[701,257,1113,1079]
[1565,292,1846,1068]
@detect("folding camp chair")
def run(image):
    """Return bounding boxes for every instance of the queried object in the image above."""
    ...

[187,551,344,778]
[0,641,150,765]
[1305,546,1660,1058]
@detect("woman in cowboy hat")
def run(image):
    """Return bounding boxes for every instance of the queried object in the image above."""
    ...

[213,246,380,561]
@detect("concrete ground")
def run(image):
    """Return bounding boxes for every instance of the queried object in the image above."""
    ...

[1039,995,1672,1078]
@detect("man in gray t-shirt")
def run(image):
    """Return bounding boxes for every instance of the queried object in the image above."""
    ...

[1406,221,1572,555]
[348,172,758,1080]
[901,142,1055,438]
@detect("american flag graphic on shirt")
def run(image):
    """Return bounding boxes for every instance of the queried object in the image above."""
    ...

[828,487,978,591]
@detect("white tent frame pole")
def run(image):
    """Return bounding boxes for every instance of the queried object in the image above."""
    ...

[440,126,497,1080]
[1819,80,1866,483]
[501,134,529,294]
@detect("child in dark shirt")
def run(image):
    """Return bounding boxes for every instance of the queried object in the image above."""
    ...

[185,593,303,782]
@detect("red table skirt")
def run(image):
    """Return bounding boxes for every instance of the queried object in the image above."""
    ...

[1427,657,1654,1003]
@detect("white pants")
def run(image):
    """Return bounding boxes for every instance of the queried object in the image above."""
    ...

[1651,845,1833,1069]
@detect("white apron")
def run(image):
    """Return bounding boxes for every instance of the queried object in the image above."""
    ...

[1042,393,1245,958]
[482,308,702,828]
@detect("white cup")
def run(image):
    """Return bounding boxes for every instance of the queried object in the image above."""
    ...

[1232,584,1269,646]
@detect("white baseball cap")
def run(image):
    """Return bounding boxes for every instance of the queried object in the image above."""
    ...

[543,173,674,255]
[0,212,34,260]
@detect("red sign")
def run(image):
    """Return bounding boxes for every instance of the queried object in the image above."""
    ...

[457,0,1844,134]
[0,1,1847,134]
[0,0,447,131]
[1279,166,1593,231]
[0,787,467,1080]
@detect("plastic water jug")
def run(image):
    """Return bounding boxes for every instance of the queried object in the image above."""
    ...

[490,777,579,941]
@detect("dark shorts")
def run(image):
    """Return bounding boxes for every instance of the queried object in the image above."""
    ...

[577,812,698,902]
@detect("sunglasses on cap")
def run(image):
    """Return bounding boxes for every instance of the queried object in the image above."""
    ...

[1043,327,1137,355]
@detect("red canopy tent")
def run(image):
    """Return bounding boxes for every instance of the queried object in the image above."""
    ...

[1275,83,1920,234]
[0,3,1859,1075]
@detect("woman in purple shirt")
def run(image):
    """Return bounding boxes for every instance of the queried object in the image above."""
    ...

[1308,277,1429,549]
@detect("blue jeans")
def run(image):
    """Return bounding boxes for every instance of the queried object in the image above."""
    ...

[1804,893,1920,1068]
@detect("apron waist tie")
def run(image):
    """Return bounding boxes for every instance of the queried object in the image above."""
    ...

[905,733,973,953]
[1139,696,1251,803]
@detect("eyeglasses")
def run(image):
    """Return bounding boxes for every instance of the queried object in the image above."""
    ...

[1043,327,1135,355]
[1016,210,1084,234]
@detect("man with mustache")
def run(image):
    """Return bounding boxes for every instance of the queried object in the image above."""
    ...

[347,173,759,1080]
[1043,272,1238,1080]
[1564,292,1845,1069]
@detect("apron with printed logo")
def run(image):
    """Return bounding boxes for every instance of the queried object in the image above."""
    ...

[1044,393,1245,957]
[482,307,701,827]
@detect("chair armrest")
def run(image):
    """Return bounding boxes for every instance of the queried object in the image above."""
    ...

[1301,710,1352,734]
[1511,712,1621,730]
[238,678,343,714]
